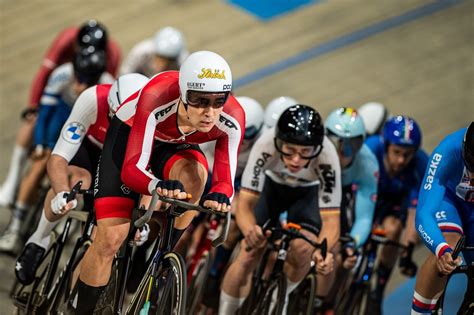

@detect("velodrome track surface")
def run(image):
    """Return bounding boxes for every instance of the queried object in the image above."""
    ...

[0,0,472,313]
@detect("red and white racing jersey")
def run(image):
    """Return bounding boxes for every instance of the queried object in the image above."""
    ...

[28,27,121,108]
[52,84,111,162]
[115,71,245,198]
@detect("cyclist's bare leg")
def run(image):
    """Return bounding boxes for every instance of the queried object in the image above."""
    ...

[168,158,208,229]
[411,232,461,314]
[379,216,403,268]
[79,218,130,286]
[0,117,35,205]
[285,230,315,282]
[221,239,263,298]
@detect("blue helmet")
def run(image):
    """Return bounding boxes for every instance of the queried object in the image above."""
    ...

[383,115,422,149]
[326,107,366,157]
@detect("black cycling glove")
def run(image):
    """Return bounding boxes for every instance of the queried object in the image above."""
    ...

[156,179,185,192]
[21,108,38,120]
[200,192,230,207]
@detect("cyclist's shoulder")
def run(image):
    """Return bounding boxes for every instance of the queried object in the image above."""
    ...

[365,135,383,154]
[47,63,74,88]
[435,127,466,154]
[319,136,339,160]
[354,144,379,174]
[221,94,245,124]
[128,38,154,54]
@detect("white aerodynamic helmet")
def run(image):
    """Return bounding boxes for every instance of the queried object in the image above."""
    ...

[236,96,264,140]
[179,50,232,104]
[108,73,149,114]
[153,27,186,60]
[358,102,390,136]
[264,96,299,129]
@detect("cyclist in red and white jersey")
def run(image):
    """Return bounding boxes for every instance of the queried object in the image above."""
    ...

[75,51,245,314]
[0,20,121,207]
[14,74,149,286]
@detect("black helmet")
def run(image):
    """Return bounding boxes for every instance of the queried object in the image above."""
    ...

[275,105,325,158]
[73,49,106,86]
[77,20,108,50]
[463,122,474,172]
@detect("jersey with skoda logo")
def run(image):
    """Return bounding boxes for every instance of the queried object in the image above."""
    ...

[114,71,245,199]
[52,84,112,162]
[415,128,474,258]
[240,127,342,211]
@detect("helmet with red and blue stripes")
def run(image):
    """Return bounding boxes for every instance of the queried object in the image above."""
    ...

[382,115,422,149]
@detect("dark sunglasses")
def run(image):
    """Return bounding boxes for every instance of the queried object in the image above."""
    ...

[186,91,229,109]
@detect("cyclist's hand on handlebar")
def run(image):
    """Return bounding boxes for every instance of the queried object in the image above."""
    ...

[156,180,188,200]
[342,246,358,270]
[313,250,334,275]
[437,251,462,275]
[134,223,150,246]
[200,192,231,212]
[21,107,38,121]
[245,224,271,250]
[51,191,78,215]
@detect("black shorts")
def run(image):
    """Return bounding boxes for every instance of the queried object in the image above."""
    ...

[94,117,206,220]
[69,138,101,175]
[374,191,409,225]
[254,174,321,236]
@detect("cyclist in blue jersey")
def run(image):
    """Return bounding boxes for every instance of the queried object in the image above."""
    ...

[411,122,474,315]
[365,115,429,314]
[321,107,379,311]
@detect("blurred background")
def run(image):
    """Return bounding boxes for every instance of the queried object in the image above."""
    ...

[0,0,472,313]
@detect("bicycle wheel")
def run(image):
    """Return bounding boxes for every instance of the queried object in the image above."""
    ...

[186,251,211,314]
[127,252,187,315]
[287,272,317,315]
[253,273,287,315]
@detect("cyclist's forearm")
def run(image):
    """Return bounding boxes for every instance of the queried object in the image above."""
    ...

[235,189,259,235]
[403,207,419,246]
[47,154,71,193]
[320,210,340,250]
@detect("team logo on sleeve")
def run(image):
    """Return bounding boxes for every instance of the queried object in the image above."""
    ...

[62,122,86,144]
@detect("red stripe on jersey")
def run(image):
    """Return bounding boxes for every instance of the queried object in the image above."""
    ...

[86,84,111,146]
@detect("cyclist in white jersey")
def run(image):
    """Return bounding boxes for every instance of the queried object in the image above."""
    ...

[0,51,113,253]
[120,26,188,78]
[219,105,341,315]
[14,74,148,285]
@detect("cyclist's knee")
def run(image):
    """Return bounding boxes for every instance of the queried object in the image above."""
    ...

[69,166,92,188]
[382,217,403,239]
[287,239,312,268]
[236,240,261,269]
[94,220,129,258]
[169,158,207,197]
